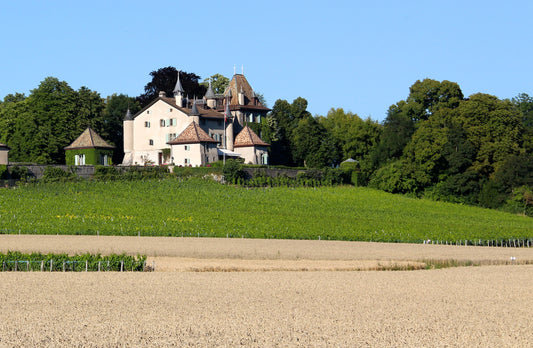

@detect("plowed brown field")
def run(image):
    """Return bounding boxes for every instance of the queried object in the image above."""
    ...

[1,235,532,347]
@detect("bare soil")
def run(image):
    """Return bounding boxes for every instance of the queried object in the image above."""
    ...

[1,235,532,347]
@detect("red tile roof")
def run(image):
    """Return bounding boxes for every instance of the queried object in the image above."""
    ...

[168,122,218,145]
[64,127,114,150]
[233,126,270,147]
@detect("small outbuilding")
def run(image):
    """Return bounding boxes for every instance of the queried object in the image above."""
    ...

[64,127,114,166]
[233,126,269,165]
[0,143,10,165]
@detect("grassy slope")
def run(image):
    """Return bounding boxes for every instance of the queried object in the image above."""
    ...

[0,178,531,243]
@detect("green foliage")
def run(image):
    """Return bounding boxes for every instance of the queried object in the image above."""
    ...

[102,94,141,164]
[0,252,146,272]
[319,108,381,164]
[223,159,246,183]
[8,165,29,181]
[0,179,531,243]
[42,166,77,183]
[200,74,229,94]
[0,165,7,180]
[137,67,205,108]
[65,148,113,166]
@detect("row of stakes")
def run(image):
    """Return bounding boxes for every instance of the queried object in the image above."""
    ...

[1,260,150,272]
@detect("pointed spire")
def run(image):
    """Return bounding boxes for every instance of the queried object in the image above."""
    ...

[189,102,200,116]
[173,70,184,95]
[124,108,133,121]
[205,79,215,99]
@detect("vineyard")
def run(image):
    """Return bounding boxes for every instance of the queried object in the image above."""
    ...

[0,251,146,272]
[0,178,532,244]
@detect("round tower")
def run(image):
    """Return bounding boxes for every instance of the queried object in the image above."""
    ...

[123,108,134,153]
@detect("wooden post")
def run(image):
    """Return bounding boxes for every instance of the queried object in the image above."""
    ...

[62,262,65,272]
[27,261,29,271]
[153,260,155,272]
[15,261,17,272]
[98,261,101,272]
[86,260,88,272]
[41,261,44,272]
[120,260,123,272]
[50,259,53,272]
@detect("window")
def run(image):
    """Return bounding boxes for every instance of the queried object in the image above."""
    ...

[149,139,154,146]
[256,115,261,123]
[169,108,173,112]
[144,121,151,128]
[184,145,190,151]
[160,119,165,127]
[100,154,108,166]
[184,158,190,164]
[170,118,176,126]
[249,113,254,123]
[261,153,268,165]
[147,110,150,114]
[74,154,85,166]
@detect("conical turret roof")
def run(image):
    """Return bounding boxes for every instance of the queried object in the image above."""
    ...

[173,71,184,95]
[204,80,215,99]
[124,108,133,120]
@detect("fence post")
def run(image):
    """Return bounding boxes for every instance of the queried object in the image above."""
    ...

[27,261,29,271]
[40,261,44,272]
[98,261,101,272]
[62,262,65,272]
[120,260,123,272]
[86,260,88,272]
[50,259,53,272]
[15,261,17,272]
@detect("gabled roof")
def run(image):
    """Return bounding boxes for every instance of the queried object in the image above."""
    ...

[233,126,270,148]
[133,97,224,120]
[167,122,218,145]
[64,127,115,150]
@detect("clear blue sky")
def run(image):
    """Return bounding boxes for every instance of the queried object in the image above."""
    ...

[1,0,531,121]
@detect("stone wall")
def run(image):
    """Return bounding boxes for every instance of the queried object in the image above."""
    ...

[8,165,95,180]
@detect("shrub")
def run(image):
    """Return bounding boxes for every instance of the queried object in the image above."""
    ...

[42,166,77,183]
[0,165,7,180]
[223,159,246,183]
[9,165,29,181]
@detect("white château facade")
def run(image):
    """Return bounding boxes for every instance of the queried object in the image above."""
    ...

[122,72,270,166]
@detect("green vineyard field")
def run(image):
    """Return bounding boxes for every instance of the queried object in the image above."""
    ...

[1,178,531,244]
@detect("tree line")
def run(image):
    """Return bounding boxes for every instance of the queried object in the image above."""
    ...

[259,79,533,215]
[1,68,532,214]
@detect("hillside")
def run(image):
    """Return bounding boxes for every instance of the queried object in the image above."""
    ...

[0,178,531,244]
